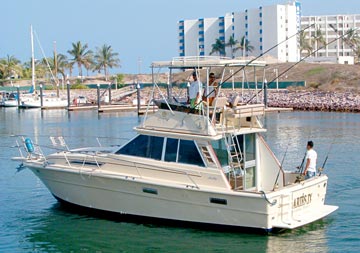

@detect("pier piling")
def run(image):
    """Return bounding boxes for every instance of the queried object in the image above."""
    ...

[97,84,101,110]
[40,84,44,108]
[66,80,71,108]
[137,83,141,116]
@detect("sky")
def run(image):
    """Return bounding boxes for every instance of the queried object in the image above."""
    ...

[1,0,359,74]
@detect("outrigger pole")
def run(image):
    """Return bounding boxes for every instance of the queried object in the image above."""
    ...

[191,24,315,110]
[246,27,360,104]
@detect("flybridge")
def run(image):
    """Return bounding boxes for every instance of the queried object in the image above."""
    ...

[141,56,268,137]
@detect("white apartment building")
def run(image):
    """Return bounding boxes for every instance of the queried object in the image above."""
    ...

[178,2,301,62]
[301,14,360,61]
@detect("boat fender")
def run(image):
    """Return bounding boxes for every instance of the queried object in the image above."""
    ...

[25,138,34,153]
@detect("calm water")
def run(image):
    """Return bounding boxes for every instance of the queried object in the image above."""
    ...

[0,108,359,253]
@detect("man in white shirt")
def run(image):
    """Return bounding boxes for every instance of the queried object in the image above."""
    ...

[188,71,203,108]
[303,141,317,179]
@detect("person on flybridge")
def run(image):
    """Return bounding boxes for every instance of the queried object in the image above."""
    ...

[303,141,318,179]
[188,71,203,108]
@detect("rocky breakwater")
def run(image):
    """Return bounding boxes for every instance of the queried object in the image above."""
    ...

[267,90,360,112]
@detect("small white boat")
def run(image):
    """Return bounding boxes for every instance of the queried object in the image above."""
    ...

[1,92,18,107]
[13,57,338,233]
[19,94,68,109]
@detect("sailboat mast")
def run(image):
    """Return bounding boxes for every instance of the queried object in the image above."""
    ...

[30,25,35,92]
[54,41,59,97]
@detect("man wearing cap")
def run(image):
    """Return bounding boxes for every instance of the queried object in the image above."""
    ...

[188,71,203,108]
[303,141,317,179]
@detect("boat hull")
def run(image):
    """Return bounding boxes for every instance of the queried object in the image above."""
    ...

[26,164,337,232]
[19,99,67,109]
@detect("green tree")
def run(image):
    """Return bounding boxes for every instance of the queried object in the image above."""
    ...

[67,41,93,77]
[299,31,313,55]
[93,44,120,81]
[226,36,239,59]
[210,38,226,57]
[0,55,22,79]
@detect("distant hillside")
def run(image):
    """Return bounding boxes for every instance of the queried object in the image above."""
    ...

[2,63,359,94]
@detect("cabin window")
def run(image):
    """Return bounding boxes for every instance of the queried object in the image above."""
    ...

[163,138,205,167]
[178,140,205,167]
[117,135,164,160]
[211,139,228,167]
[245,134,256,161]
[164,138,179,162]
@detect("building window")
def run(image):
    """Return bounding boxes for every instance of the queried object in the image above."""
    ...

[232,26,235,31]
[245,15,248,20]
[200,51,205,56]
[259,21,262,26]
[179,25,184,30]
[219,29,225,33]
[219,36,225,41]
[179,32,184,37]
[219,22,225,26]
[245,23,248,28]
[260,29,262,34]
[199,38,204,42]
[260,46,263,51]
[179,39,184,43]
[245,31,248,36]
[260,37,262,42]
[180,52,185,57]
[259,13,262,18]
[198,31,204,35]
[199,23,204,28]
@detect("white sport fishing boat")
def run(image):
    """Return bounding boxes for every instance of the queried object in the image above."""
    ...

[12,57,338,233]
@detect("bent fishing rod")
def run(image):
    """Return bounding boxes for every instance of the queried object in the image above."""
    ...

[246,27,360,104]
[190,24,315,111]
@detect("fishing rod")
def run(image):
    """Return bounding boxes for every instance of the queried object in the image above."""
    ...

[190,24,315,110]
[246,26,360,104]
[272,143,289,190]
[297,151,307,174]
[319,141,334,176]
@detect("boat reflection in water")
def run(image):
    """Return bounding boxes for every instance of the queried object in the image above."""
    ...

[22,202,329,253]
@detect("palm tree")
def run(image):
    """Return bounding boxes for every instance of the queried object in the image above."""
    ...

[93,44,120,81]
[237,36,254,57]
[226,36,239,58]
[312,28,326,57]
[210,38,226,57]
[67,41,93,77]
[344,28,360,50]
[299,31,313,55]
[0,55,22,79]
[47,54,69,83]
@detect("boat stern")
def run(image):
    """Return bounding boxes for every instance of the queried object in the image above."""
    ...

[268,175,338,229]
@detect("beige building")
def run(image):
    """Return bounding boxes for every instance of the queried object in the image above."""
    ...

[301,14,360,63]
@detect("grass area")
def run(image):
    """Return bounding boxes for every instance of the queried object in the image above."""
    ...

[305,67,326,77]
[70,84,89,89]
